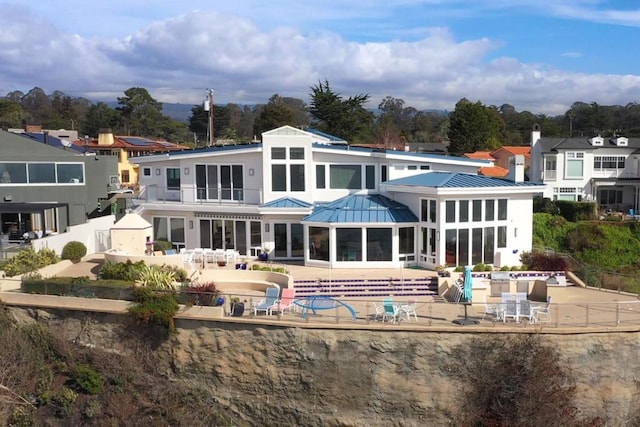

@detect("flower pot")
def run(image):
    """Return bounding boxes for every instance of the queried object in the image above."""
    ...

[231,302,245,317]
[258,253,268,261]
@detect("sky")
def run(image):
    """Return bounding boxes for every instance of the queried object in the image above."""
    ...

[1,0,640,115]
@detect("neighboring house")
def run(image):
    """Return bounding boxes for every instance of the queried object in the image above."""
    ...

[491,146,531,171]
[529,124,640,212]
[132,126,542,269]
[79,129,187,188]
[0,130,118,242]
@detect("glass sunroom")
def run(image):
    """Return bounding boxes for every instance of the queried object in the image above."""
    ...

[302,194,418,268]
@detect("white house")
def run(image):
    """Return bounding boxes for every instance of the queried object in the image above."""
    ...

[132,126,542,269]
[529,124,640,212]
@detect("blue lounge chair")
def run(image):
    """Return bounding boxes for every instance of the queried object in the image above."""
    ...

[253,287,280,316]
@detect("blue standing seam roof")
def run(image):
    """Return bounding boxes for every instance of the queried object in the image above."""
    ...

[384,171,544,188]
[261,197,313,208]
[305,128,346,142]
[302,194,418,223]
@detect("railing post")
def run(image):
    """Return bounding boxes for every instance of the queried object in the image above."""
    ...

[615,302,620,326]
[365,303,370,325]
[585,303,589,327]
[335,306,340,324]
[249,297,254,318]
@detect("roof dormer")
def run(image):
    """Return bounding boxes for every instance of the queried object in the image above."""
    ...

[589,135,604,146]
[613,136,628,147]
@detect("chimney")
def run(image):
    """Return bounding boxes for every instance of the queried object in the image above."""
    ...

[530,123,541,147]
[508,155,525,183]
[98,128,114,146]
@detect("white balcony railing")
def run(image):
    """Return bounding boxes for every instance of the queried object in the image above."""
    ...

[139,185,264,205]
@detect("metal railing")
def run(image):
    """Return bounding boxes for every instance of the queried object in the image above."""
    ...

[136,185,264,205]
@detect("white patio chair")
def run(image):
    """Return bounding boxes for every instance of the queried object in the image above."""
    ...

[482,295,499,320]
[400,300,418,322]
[503,300,518,323]
[371,302,385,321]
[532,297,552,323]
[517,300,534,323]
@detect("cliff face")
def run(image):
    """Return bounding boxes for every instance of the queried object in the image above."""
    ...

[9,308,640,426]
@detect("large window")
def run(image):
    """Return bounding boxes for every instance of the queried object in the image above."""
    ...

[153,217,185,249]
[598,189,622,205]
[367,228,392,261]
[0,162,85,185]
[272,148,305,192]
[497,199,507,220]
[195,164,243,201]
[316,165,325,189]
[485,200,495,221]
[445,201,456,223]
[290,165,305,192]
[472,200,482,222]
[594,155,625,170]
[310,226,330,261]
[166,168,180,190]
[365,165,375,190]
[399,227,414,258]
[497,226,507,248]
[272,165,286,191]
[337,228,362,261]
[330,165,361,189]
[566,152,584,179]
[459,200,469,222]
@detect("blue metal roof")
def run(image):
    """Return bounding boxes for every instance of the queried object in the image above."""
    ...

[306,128,347,143]
[302,194,418,223]
[385,172,544,188]
[261,197,313,208]
[311,143,491,165]
[21,132,85,153]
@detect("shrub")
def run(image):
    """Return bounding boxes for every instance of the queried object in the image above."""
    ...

[61,241,87,262]
[137,264,176,289]
[99,260,145,281]
[153,240,173,252]
[128,287,179,332]
[250,264,289,274]
[183,282,217,306]
[70,364,103,394]
[444,335,600,426]
[520,251,568,271]
[472,263,486,272]
[2,247,59,277]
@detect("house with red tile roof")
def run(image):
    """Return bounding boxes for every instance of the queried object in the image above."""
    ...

[77,129,187,187]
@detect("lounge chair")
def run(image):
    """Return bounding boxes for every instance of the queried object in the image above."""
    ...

[272,288,297,314]
[253,287,280,316]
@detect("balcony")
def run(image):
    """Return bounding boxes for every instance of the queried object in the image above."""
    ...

[543,170,556,181]
[137,185,264,206]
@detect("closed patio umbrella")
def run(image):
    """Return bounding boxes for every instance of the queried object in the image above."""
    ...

[453,266,479,325]
[463,266,473,303]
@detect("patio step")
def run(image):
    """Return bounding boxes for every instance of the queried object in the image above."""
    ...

[293,277,438,299]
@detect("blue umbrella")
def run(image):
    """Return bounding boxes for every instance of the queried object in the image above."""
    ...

[463,266,473,302]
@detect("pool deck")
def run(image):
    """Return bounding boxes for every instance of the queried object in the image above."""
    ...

[12,253,640,332]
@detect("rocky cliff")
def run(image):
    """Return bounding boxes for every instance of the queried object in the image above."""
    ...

[9,307,640,426]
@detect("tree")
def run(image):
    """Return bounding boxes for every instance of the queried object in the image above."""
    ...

[308,80,373,143]
[0,99,26,128]
[82,102,120,137]
[447,98,507,155]
[253,94,296,135]
[117,87,165,137]
[188,104,209,145]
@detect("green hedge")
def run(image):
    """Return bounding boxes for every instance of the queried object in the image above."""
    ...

[21,277,135,300]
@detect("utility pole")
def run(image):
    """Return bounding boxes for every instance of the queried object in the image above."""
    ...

[208,89,215,146]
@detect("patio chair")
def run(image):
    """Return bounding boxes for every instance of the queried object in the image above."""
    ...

[253,287,280,316]
[400,300,418,321]
[382,298,400,323]
[503,300,518,323]
[371,301,385,321]
[518,300,534,323]
[482,295,499,320]
[272,288,297,315]
[532,297,552,323]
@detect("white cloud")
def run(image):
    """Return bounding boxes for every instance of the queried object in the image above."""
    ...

[1,4,640,115]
